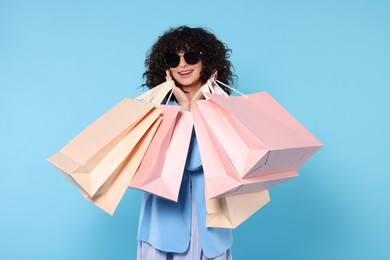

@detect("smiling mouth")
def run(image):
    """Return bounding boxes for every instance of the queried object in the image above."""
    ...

[179,70,192,75]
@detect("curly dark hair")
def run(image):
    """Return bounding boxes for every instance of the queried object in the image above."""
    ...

[142,26,236,95]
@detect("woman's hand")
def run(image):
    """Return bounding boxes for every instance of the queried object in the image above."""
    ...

[189,87,204,111]
[167,70,204,111]
[167,70,191,110]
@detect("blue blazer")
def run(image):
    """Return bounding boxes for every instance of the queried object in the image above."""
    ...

[137,123,233,258]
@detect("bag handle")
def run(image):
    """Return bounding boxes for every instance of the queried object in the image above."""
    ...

[137,72,247,105]
[201,72,247,98]
[201,79,228,97]
[213,79,247,98]
[201,72,228,98]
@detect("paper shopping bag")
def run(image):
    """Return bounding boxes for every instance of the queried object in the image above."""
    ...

[193,107,298,198]
[48,98,160,197]
[139,111,193,201]
[129,105,180,192]
[81,116,162,215]
[130,106,193,202]
[136,78,175,105]
[205,184,270,228]
[197,92,322,179]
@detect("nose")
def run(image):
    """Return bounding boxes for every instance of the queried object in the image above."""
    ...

[178,54,187,67]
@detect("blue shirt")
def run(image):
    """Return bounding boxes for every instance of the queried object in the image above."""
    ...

[137,105,233,258]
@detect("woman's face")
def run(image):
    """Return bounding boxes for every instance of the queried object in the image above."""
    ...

[169,50,203,89]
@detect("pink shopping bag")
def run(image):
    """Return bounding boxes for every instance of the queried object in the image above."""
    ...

[130,106,193,202]
[193,107,298,199]
[196,92,322,179]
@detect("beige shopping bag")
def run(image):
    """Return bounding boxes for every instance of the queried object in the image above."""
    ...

[48,98,160,198]
[205,183,270,228]
[81,116,162,215]
[136,78,175,105]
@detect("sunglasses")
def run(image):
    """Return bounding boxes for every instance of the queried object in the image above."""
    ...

[164,50,202,68]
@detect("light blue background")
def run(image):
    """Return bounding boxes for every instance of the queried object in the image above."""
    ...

[1,0,389,259]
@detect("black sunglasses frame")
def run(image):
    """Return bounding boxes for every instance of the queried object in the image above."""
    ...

[164,50,202,68]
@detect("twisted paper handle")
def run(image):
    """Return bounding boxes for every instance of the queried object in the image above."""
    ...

[201,74,247,99]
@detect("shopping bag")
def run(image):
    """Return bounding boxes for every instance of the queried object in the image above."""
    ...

[81,116,162,215]
[130,77,194,201]
[205,184,270,228]
[193,107,298,198]
[136,78,176,105]
[197,88,322,179]
[129,106,180,191]
[48,98,161,198]
[130,107,193,202]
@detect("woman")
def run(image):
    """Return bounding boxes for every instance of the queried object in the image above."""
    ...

[137,26,236,260]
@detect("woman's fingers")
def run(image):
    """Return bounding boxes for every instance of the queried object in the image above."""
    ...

[210,71,218,81]
[173,87,189,101]
[189,87,205,111]
[191,87,205,102]
[165,69,172,80]
[173,87,191,111]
